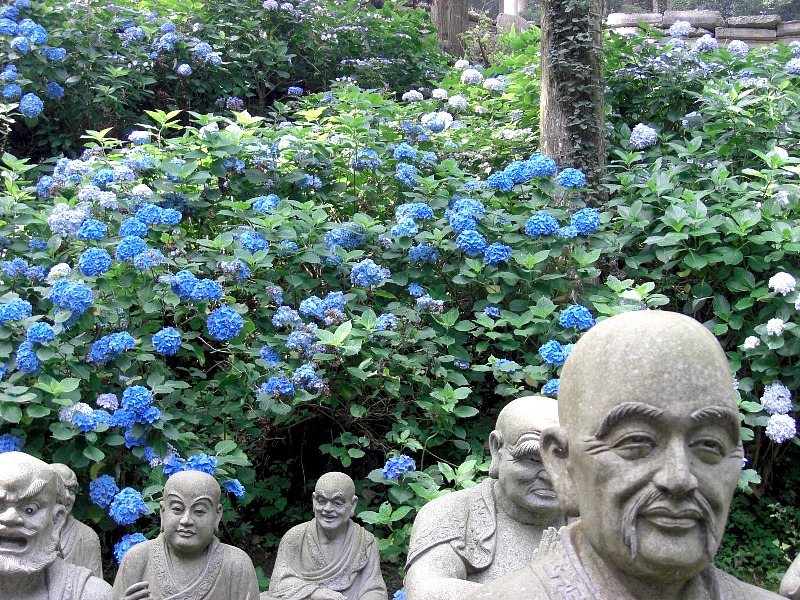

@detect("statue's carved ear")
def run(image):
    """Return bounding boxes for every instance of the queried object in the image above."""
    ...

[541,426,579,517]
[488,430,503,479]
[51,503,67,546]
[214,503,223,532]
[350,495,358,518]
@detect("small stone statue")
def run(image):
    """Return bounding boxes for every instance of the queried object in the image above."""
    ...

[51,463,104,578]
[263,471,387,600]
[404,396,567,600]
[781,554,800,598]
[112,469,260,600]
[468,311,783,600]
[0,451,112,600]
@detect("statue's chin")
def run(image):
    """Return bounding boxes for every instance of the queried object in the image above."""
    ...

[0,549,58,577]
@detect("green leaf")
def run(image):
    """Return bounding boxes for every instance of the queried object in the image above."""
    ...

[0,402,21,423]
[350,404,366,418]
[452,406,479,418]
[215,440,237,454]
[83,446,105,462]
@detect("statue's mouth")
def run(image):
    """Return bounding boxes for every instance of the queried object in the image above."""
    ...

[0,534,29,553]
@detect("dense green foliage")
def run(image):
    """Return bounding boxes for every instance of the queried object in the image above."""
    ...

[0,0,799,591]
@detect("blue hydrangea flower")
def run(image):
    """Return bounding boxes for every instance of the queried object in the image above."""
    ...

[375,313,398,331]
[409,244,439,264]
[219,258,250,280]
[176,63,192,76]
[351,148,382,171]
[524,212,559,238]
[45,81,63,100]
[0,297,32,324]
[559,305,595,330]
[259,344,280,366]
[542,378,560,395]
[77,247,112,277]
[190,279,223,302]
[89,475,119,508]
[393,143,417,161]
[128,131,150,146]
[136,203,164,225]
[113,533,147,564]
[571,208,601,235]
[18,92,43,118]
[455,230,487,257]
[484,306,500,317]
[390,218,418,237]
[11,36,30,54]
[42,47,66,61]
[2,257,28,277]
[207,306,244,341]
[116,236,147,260]
[264,375,295,398]
[76,219,107,241]
[555,168,586,189]
[152,327,181,355]
[133,249,166,271]
[266,285,285,306]
[693,33,718,53]
[287,86,303,97]
[668,20,691,37]
[291,363,323,391]
[392,591,407,600]
[286,324,318,356]
[395,162,418,187]
[163,456,186,477]
[487,171,514,192]
[396,203,434,221]
[483,242,511,265]
[761,383,792,415]
[15,340,40,373]
[765,414,796,443]
[186,453,217,475]
[96,393,119,410]
[539,340,569,366]
[109,487,148,526]
[325,223,365,250]
[382,455,415,479]
[528,153,557,177]
[350,259,390,287]
[239,230,269,253]
[121,386,153,414]
[299,296,326,320]
[223,479,246,498]
[629,123,658,150]
[0,433,23,453]
[252,194,280,212]
[26,322,55,344]
[0,18,17,35]
[408,283,424,297]
[503,160,533,184]
[49,279,93,315]
[2,83,21,99]
[416,294,444,313]
[448,212,477,234]
[272,306,301,329]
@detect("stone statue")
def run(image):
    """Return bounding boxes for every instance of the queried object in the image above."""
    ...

[112,470,260,600]
[404,396,567,600]
[263,471,387,600]
[781,554,800,598]
[0,451,113,600]
[468,311,783,600]
[51,463,104,578]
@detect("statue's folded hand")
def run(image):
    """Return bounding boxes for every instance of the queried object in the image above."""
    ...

[310,588,347,600]
[123,581,153,600]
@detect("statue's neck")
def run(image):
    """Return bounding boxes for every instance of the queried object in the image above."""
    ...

[577,533,709,600]
[493,485,563,527]
[0,569,48,599]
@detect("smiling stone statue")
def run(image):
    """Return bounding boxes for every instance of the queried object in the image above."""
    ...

[0,451,112,600]
[263,471,387,600]
[112,469,260,600]
[404,396,567,600]
[468,310,782,600]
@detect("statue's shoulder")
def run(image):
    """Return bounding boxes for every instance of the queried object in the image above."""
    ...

[716,568,785,599]
[278,520,312,546]
[82,574,113,599]
[466,564,548,600]
[417,479,487,519]
[119,538,158,565]
[219,540,257,567]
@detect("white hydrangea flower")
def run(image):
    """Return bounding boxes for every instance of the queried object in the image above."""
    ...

[766,318,785,336]
[447,94,468,111]
[401,89,423,103]
[776,190,790,205]
[454,59,469,69]
[742,336,761,350]
[431,88,448,100]
[46,263,72,282]
[768,272,796,296]
[461,68,484,86]
[482,78,504,91]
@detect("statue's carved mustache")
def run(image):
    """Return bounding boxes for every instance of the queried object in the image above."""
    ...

[622,487,719,561]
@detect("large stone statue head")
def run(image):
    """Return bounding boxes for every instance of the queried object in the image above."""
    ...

[160,470,222,558]
[312,472,357,539]
[489,395,560,524]
[542,311,743,585]
[0,452,67,577]
[50,463,78,514]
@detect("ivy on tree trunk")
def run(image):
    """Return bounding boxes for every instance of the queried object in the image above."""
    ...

[540,0,606,201]
[431,0,468,56]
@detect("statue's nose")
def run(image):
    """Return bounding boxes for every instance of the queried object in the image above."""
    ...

[0,506,23,525]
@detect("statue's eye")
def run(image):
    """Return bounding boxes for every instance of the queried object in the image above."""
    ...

[23,504,37,515]
[194,509,206,517]
[613,433,656,459]
[691,438,725,462]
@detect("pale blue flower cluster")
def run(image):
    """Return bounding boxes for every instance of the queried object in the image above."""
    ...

[554,168,586,189]
[542,378,560,395]
[760,382,792,415]
[382,454,415,479]
[0,297,31,324]
[89,474,120,508]
[113,533,147,564]
[0,433,23,453]
[223,479,246,498]
[629,123,658,150]
[765,414,796,443]
[483,242,511,265]
[152,327,182,355]
[350,259,390,287]
[109,487,147,525]
[409,244,439,264]
[207,306,244,341]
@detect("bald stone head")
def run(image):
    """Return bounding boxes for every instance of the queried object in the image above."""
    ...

[314,472,356,498]
[312,472,357,538]
[541,311,744,582]
[50,463,78,512]
[160,470,222,557]
[489,395,559,479]
[0,452,66,575]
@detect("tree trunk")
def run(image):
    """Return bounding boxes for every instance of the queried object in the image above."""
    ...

[652,0,664,14]
[540,0,606,202]
[431,0,469,56]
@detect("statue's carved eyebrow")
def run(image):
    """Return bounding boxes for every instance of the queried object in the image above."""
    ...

[689,406,740,439]
[591,402,664,440]
[0,479,47,503]
[315,492,346,502]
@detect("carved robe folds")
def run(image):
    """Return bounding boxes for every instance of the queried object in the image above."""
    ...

[60,515,103,579]
[265,520,387,600]
[112,534,260,600]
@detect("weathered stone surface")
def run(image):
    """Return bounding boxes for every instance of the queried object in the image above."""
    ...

[611,26,642,36]
[264,472,387,600]
[716,27,777,41]
[606,12,662,27]
[113,470,260,600]
[663,9,725,29]
[466,311,783,600]
[778,36,800,46]
[0,453,112,600]
[496,13,530,33]
[726,14,780,28]
[405,396,567,600]
[778,20,800,36]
